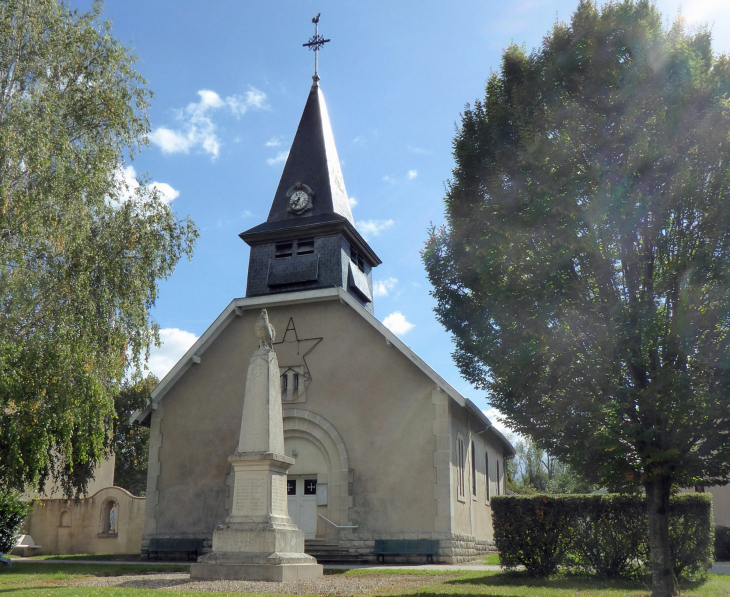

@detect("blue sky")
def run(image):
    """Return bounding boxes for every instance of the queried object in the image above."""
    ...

[76,0,730,428]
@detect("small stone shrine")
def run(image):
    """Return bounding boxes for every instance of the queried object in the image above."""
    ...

[190,310,322,581]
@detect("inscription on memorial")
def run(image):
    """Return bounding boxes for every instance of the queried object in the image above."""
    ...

[272,474,287,515]
[234,476,268,514]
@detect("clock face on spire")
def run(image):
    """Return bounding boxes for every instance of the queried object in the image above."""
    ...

[286,183,314,215]
[290,190,309,212]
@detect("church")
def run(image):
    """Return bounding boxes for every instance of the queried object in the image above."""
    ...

[132,60,515,564]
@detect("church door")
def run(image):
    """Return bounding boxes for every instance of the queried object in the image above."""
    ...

[287,476,317,538]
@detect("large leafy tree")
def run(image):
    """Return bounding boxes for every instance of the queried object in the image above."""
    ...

[423,2,730,595]
[112,375,157,497]
[0,1,197,497]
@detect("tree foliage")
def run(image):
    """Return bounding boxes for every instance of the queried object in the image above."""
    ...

[112,375,156,497]
[0,0,198,497]
[423,2,730,595]
[0,489,31,554]
[508,436,594,494]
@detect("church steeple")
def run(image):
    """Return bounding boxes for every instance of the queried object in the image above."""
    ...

[264,84,354,226]
[240,21,380,312]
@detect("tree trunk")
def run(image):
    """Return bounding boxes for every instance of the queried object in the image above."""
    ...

[646,477,678,597]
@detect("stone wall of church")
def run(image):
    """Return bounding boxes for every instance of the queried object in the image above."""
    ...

[447,401,509,546]
[338,531,495,564]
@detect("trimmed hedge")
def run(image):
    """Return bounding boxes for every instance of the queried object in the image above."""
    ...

[493,494,576,577]
[669,495,714,581]
[571,494,648,579]
[492,493,713,580]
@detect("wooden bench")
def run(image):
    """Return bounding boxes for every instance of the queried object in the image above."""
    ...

[373,539,440,564]
[143,538,204,560]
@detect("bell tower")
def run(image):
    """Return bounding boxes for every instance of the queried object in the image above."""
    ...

[240,25,380,313]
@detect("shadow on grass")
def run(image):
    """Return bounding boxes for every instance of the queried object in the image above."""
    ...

[10,554,144,562]
[448,571,636,587]
[441,570,710,595]
[344,568,466,576]
[0,585,62,594]
[0,563,186,577]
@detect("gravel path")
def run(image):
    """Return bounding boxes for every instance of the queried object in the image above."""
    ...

[73,572,458,595]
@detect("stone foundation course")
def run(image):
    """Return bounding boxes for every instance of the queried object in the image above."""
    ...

[338,532,495,564]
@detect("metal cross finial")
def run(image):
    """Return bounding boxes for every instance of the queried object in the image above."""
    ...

[303,13,330,86]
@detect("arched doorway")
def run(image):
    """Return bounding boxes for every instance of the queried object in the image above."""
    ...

[283,409,352,541]
[285,435,327,538]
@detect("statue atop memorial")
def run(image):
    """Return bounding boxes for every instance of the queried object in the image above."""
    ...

[255,309,275,350]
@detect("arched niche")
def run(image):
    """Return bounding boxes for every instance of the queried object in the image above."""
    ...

[58,510,71,528]
[99,497,118,536]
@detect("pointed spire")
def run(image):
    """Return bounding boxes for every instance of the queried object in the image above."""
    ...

[266,84,353,225]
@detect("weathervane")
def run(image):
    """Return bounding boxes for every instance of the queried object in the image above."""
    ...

[303,13,330,85]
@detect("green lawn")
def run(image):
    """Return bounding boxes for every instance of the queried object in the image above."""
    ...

[1,563,729,596]
[484,553,500,565]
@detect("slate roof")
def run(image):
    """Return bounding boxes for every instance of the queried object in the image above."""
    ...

[239,81,380,266]
[256,83,353,228]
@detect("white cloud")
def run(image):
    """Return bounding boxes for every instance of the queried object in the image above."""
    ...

[382,175,395,184]
[150,181,180,204]
[408,169,418,180]
[112,165,179,206]
[483,407,524,444]
[241,210,253,218]
[353,135,365,143]
[147,328,199,379]
[382,311,415,335]
[356,219,394,239]
[197,89,223,109]
[148,127,192,154]
[373,277,398,297]
[265,137,282,147]
[149,87,267,158]
[242,87,267,110]
[348,197,358,208]
[482,407,512,435]
[267,151,289,166]
[113,165,140,203]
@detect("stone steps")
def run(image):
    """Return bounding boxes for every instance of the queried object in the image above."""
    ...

[304,540,368,564]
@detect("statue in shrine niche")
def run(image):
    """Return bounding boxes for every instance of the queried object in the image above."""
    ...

[109,504,117,533]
